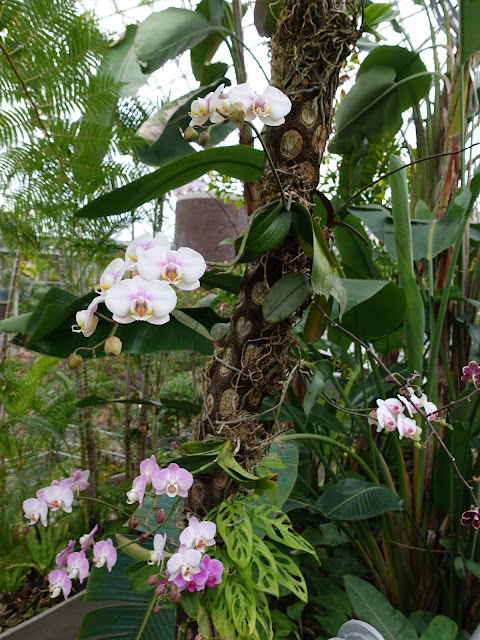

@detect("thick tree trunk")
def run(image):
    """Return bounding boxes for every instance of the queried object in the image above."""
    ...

[174,1,358,636]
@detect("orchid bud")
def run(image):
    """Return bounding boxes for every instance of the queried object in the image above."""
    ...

[154,605,161,614]
[197,131,211,147]
[128,518,139,530]
[170,588,181,603]
[155,584,166,596]
[138,533,147,543]
[155,510,166,524]
[67,353,83,370]
[229,102,247,123]
[104,336,122,356]
[21,526,30,536]
[183,126,198,142]
[147,574,159,585]
[414,440,423,449]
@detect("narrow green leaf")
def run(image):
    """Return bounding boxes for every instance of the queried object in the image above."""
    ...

[76,146,264,219]
[262,273,313,323]
[0,312,32,333]
[171,309,212,342]
[304,360,334,416]
[311,219,333,296]
[389,154,424,375]
[102,24,148,97]
[344,575,418,640]
[238,205,292,261]
[317,478,402,520]
[303,295,333,344]
[254,0,281,36]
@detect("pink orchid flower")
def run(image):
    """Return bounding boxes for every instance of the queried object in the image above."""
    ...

[397,414,422,441]
[96,258,126,294]
[167,544,203,587]
[125,232,170,270]
[461,507,480,529]
[375,402,397,432]
[152,463,193,498]
[79,524,98,551]
[23,496,48,527]
[228,82,292,126]
[179,517,216,553]
[200,555,223,587]
[148,533,167,569]
[105,275,177,325]
[137,247,206,291]
[56,540,76,568]
[67,550,89,583]
[93,538,117,571]
[126,475,147,507]
[48,568,72,600]
[462,360,480,385]
[41,480,74,513]
[67,470,90,494]
[71,295,103,338]
[139,454,159,485]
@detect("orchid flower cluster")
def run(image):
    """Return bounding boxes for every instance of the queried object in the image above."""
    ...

[47,525,117,600]
[71,232,206,340]
[22,469,90,528]
[184,82,291,144]
[369,388,440,441]
[127,456,223,600]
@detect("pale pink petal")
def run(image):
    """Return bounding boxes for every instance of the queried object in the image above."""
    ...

[105,279,138,317]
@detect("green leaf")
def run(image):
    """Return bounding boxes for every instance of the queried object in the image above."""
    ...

[303,295,333,344]
[80,538,175,640]
[460,0,480,63]
[102,24,148,97]
[389,154,424,376]
[200,268,241,293]
[76,146,264,219]
[171,309,212,342]
[217,501,253,569]
[237,205,292,262]
[465,559,480,580]
[341,280,406,340]
[340,279,389,314]
[218,452,278,489]
[304,360,334,416]
[344,575,418,640]
[419,616,458,640]
[132,494,184,540]
[363,3,399,28]
[330,46,431,154]
[262,273,313,323]
[249,535,280,596]
[311,220,333,296]
[0,312,32,333]
[254,0,281,36]
[224,572,257,636]
[265,542,309,603]
[262,441,299,508]
[334,213,381,279]
[134,8,218,74]
[250,502,317,557]
[317,478,402,520]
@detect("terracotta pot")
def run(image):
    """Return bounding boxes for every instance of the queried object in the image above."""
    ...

[175,193,246,262]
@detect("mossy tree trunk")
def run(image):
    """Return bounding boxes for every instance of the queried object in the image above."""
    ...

[174,1,358,636]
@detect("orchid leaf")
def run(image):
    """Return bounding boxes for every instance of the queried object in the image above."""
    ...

[262,273,313,323]
[76,146,264,219]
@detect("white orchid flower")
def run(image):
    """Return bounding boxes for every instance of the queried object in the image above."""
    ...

[72,296,103,338]
[137,247,206,291]
[228,83,292,126]
[104,275,176,325]
[96,258,126,295]
[189,84,225,126]
[125,232,170,270]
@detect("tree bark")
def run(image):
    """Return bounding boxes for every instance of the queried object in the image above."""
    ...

[174,1,358,636]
